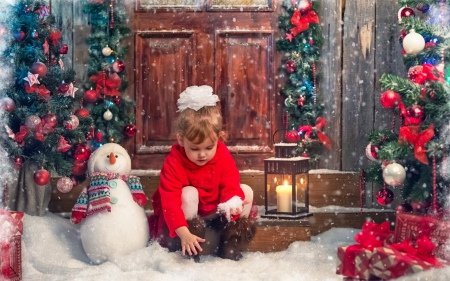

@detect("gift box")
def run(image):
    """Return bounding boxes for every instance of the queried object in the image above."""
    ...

[394,212,450,261]
[0,210,23,281]
[369,235,447,280]
[336,221,394,279]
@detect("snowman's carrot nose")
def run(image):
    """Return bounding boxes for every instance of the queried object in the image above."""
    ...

[109,152,116,164]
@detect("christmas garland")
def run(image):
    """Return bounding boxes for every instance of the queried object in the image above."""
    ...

[83,0,136,148]
[365,0,450,211]
[276,0,327,164]
[0,0,92,189]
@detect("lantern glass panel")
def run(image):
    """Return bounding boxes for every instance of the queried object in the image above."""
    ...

[266,174,294,213]
[295,173,308,212]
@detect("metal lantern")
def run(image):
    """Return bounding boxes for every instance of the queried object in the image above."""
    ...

[262,143,311,219]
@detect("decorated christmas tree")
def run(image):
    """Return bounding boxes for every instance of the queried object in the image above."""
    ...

[0,0,92,213]
[82,0,136,148]
[276,0,329,164]
[365,0,450,212]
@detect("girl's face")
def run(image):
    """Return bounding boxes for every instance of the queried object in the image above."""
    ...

[177,135,218,166]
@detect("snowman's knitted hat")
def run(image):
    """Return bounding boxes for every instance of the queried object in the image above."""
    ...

[88,143,132,176]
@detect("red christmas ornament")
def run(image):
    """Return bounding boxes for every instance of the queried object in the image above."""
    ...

[30,62,47,78]
[112,59,125,73]
[56,177,74,193]
[376,188,394,206]
[59,44,68,55]
[72,161,88,176]
[114,96,121,105]
[0,97,15,112]
[75,108,90,118]
[124,124,137,137]
[405,105,425,125]
[285,60,296,74]
[59,82,69,93]
[13,31,25,42]
[285,130,300,143]
[365,143,379,161]
[13,156,23,169]
[398,7,415,22]
[73,142,92,163]
[395,202,413,214]
[411,201,430,213]
[298,0,312,14]
[380,90,402,109]
[84,88,98,103]
[64,115,79,130]
[34,168,50,185]
[42,113,58,128]
[408,65,424,83]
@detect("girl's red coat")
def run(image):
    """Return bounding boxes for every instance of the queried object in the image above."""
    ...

[149,141,244,238]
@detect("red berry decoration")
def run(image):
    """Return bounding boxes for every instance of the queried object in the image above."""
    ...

[34,168,50,185]
[42,113,58,128]
[376,188,394,206]
[59,44,68,55]
[73,142,92,163]
[75,108,90,118]
[284,60,296,74]
[114,96,121,105]
[84,88,98,103]
[285,130,300,143]
[112,59,125,73]
[298,0,312,14]
[59,82,69,93]
[124,124,137,137]
[13,31,25,42]
[405,105,425,125]
[380,90,402,109]
[30,62,47,78]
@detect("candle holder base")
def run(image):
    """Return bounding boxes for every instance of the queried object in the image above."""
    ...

[261,212,313,220]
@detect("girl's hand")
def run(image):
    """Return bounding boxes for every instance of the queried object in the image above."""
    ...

[217,197,250,221]
[175,226,205,257]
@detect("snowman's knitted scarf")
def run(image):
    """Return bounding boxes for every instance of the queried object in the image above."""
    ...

[72,172,145,217]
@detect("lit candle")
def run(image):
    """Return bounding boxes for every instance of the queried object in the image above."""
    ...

[276,181,292,212]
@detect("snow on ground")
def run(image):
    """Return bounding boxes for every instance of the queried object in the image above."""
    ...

[20,213,450,281]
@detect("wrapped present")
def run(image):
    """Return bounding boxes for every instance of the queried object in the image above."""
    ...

[337,221,394,279]
[394,212,450,261]
[0,209,23,281]
[370,234,446,280]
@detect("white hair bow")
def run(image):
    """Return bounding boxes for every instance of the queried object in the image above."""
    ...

[177,85,220,112]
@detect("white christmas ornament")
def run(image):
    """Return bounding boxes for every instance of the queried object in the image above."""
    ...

[382,162,406,186]
[402,29,425,55]
[79,143,149,264]
[102,45,113,56]
[103,109,113,120]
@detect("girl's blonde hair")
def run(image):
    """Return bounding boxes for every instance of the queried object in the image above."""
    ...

[177,106,227,144]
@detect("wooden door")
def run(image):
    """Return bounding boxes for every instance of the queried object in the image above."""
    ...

[129,0,280,170]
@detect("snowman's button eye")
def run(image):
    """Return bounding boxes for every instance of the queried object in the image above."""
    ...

[107,155,110,158]
[115,155,118,158]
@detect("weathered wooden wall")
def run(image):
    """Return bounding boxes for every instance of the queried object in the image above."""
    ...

[51,0,407,207]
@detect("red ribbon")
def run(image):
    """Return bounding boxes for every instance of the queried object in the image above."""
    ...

[391,234,443,268]
[411,63,440,84]
[299,117,332,149]
[90,72,122,96]
[290,10,320,37]
[354,221,393,251]
[399,124,434,164]
[49,30,61,46]
[24,83,50,100]
[57,136,71,152]
[34,120,54,142]
[14,126,29,146]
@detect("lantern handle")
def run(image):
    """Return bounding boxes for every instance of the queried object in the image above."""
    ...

[272,129,288,145]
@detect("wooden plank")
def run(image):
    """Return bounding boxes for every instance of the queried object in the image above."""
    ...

[341,0,376,171]
[51,0,74,70]
[318,0,344,170]
[72,0,90,86]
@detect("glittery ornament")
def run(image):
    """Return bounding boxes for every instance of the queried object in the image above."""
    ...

[365,143,379,161]
[64,114,79,130]
[57,177,74,193]
[25,115,42,131]
[0,97,15,112]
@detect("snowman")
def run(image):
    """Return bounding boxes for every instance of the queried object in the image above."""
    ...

[71,143,149,264]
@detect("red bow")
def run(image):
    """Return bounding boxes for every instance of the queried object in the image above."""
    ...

[391,234,443,268]
[58,136,71,152]
[90,72,122,97]
[24,83,51,101]
[34,120,54,142]
[399,124,434,164]
[298,117,332,149]
[411,63,440,84]
[290,10,319,37]
[14,126,29,146]
[49,30,61,46]
[354,221,393,251]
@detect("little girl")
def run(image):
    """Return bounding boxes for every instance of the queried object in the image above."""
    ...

[148,85,256,262]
